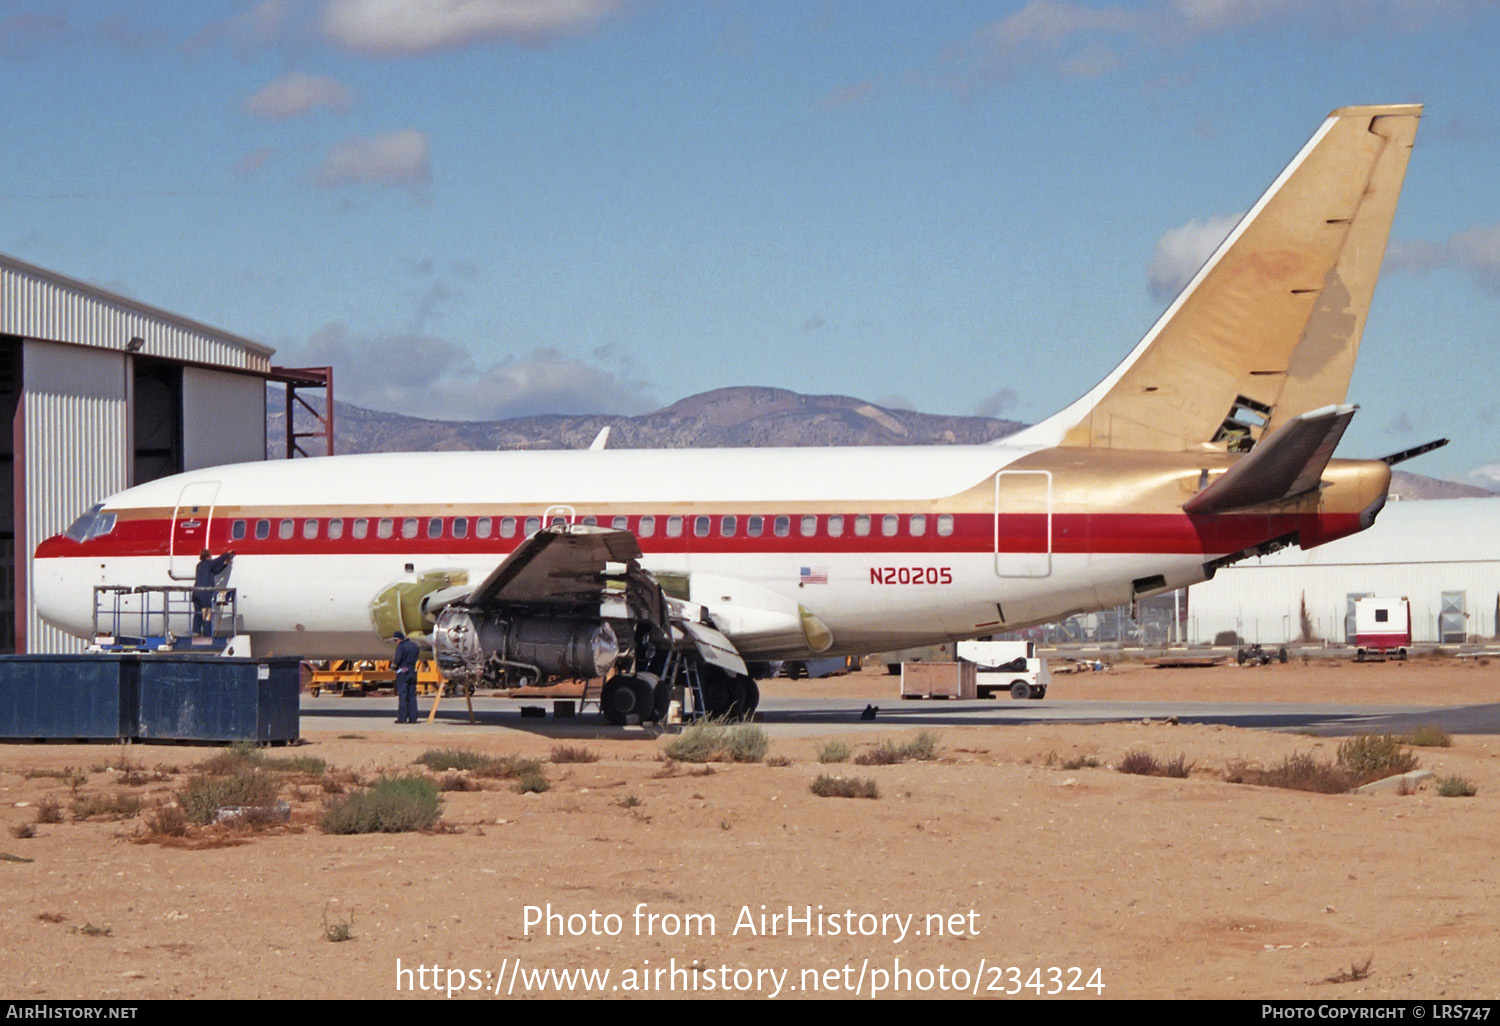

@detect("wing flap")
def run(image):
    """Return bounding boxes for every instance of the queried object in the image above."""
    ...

[1183,404,1356,515]
[467,525,643,608]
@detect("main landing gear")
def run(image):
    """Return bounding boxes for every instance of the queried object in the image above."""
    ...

[599,657,761,726]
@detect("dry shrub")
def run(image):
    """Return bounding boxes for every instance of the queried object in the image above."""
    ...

[854,732,941,766]
[662,721,767,764]
[1401,725,1452,748]
[70,792,143,821]
[1336,734,1419,786]
[810,775,879,799]
[180,768,280,826]
[320,776,442,834]
[816,740,851,764]
[143,803,189,838]
[549,745,598,764]
[437,773,478,792]
[1116,750,1162,776]
[1231,753,1353,794]
[9,822,35,839]
[765,755,794,767]
[1162,754,1194,779]
[1437,775,1477,797]
[35,797,62,824]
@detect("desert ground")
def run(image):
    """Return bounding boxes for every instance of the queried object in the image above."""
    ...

[2,657,1497,1001]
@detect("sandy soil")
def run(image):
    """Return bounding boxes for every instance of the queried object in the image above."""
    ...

[2,659,1497,1001]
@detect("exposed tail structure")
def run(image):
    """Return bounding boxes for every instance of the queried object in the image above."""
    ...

[1011,104,1420,454]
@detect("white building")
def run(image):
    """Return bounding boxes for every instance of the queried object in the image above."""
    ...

[1186,497,1500,645]
[2,253,275,653]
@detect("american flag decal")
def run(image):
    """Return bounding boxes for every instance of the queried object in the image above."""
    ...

[799,566,828,585]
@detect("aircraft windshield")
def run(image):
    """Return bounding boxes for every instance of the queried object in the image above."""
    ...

[62,506,116,542]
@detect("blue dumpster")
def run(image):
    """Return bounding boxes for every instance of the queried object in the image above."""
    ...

[136,656,300,744]
[0,655,140,740]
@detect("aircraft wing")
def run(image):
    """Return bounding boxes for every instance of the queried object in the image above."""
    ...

[1184,404,1357,515]
[460,524,743,672]
[467,524,645,610]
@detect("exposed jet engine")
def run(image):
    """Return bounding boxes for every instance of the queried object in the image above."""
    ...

[433,606,619,688]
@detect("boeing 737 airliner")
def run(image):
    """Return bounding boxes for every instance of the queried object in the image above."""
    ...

[34,105,1429,723]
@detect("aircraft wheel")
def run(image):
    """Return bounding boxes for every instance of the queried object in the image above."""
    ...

[600,677,636,725]
[645,673,671,722]
[724,675,749,720]
[1010,680,1031,700]
[741,677,760,717]
[700,672,732,719]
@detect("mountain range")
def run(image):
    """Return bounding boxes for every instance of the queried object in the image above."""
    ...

[265,385,1491,500]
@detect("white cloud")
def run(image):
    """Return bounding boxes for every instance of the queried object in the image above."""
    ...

[321,0,629,55]
[1464,463,1500,490]
[245,71,354,120]
[973,388,1019,419]
[1146,212,1241,299]
[1386,223,1500,295]
[316,129,430,189]
[280,325,657,420]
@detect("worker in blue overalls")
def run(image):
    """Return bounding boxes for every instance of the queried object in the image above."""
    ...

[192,548,235,638]
[393,631,420,724]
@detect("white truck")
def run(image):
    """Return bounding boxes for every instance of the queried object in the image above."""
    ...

[1353,596,1412,661]
[956,640,1051,700]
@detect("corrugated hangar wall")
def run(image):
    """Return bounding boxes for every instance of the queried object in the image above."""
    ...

[1187,499,1500,645]
[3,253,275,654]
[21,342,130,653]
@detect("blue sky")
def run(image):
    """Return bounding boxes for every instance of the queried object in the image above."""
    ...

[3,1,1499,484]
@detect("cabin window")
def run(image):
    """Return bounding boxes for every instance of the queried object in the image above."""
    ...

[773,515,790,538]
[352,518,369,540]
[401,518,418,539]
[278,518,294,540]
[827,515,844,538]
[937,514,954,537]
[612,515,629,531]
[801,515,818,537]
[747,515,763,537]
[639,515,655,538]
[500,517,516,538]
[231,520,247,541]
[549,515,567,528]
[328,518,344,540]
[882,514,898,537]
[582,516,597,527]
[452,517,468,539]
[909,514,926,537]
[377,518,394,539]
[302,519,318,540]
[1375,608,1389,623]
[721,515,737,537]
[425,517,441,539]
[524,516,540,536]
[475,517,492,539]
[854,514,871,537]
[666,515,683,538]
[694,516,710,538]
[255,519,271,540]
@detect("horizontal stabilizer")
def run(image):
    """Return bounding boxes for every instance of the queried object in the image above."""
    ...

[1184,404,1356,515]
[1379,437,1449,466]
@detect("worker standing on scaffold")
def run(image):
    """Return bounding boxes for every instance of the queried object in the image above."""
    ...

[193,548,234,638]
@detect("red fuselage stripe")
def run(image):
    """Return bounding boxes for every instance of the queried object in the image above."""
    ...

[36,511,1364,560]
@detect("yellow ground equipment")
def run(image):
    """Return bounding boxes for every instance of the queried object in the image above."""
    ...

[306,659,449,697]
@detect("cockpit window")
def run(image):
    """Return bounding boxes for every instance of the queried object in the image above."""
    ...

[63,506,116,542]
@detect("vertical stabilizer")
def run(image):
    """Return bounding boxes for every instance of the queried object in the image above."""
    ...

[1009,104,1420,452]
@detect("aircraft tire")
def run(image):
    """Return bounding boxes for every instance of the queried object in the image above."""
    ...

[600,677,635,725]
[700,671,732,719]
[1010,680,1031,700]
[724,675,748,720]
[741,677,760,717]
[646,673,671,722]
